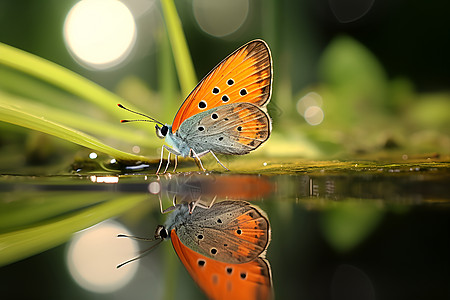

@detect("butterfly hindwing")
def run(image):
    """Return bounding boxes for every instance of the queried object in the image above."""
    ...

[175,201,270,264]
[177,102,271,155]
[171,40,272,133]
[171,229,272,300]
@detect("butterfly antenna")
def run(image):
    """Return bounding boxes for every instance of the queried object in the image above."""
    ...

[117,234,157,242]
[117,103,164,126]
[116,235,163,269]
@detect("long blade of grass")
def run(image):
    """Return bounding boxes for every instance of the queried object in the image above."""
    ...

[0,191,111,231]
[0,101,151,162]
[0,193,148,267]
[0,91,157,148]
[160,0,197,96]
[0,42,140,118]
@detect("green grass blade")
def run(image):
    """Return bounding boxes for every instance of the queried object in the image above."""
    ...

[0,42,139,118]
[158,29,178,120]
[0,91,157,148]
[160,0,197,96]
[0,193,148,267]
[0,101,150,162]
[0,191,111,231]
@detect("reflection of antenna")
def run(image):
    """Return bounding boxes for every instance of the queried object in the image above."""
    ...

[117,103,164,126]
[116,234,163,268]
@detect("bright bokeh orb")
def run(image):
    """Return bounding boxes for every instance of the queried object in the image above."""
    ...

[297,92,325,125]
[66,220,139,293]
[64,0,136,69]
[304,106,325,126]
[193,0,249,37]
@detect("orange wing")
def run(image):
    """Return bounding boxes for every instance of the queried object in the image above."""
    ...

[171,230,272,300]
[171,40,272,133]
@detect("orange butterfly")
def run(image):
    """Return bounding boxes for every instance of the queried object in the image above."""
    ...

[119,40,273,173]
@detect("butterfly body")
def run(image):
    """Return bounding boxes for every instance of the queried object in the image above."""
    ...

[157,200,272,300]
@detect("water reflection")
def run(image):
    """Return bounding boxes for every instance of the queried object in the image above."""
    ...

[123,174,274,299]
[0,170,448,300]
[66,220,139,293]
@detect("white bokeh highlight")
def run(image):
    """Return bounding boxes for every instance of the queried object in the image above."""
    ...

[193,0,249,37]
[66,220,139,293]
[64,0,136,69]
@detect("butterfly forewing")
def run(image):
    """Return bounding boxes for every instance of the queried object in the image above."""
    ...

[171,40,272,133]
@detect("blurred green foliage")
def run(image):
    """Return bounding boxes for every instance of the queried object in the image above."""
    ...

[320,200,384,252]
[0,190,147,266]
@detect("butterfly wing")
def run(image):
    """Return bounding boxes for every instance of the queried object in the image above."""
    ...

[177,102,271,155]
[176,200,271,264]
[171,229,273,300]
[171,40,272,134]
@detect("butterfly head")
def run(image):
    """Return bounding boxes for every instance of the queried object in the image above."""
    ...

[155,224,169,239]
[155,124,169,139]
[116,226,167,268]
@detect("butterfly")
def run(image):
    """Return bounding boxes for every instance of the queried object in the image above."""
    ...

[119,40,273,173]
[119,200,272,300]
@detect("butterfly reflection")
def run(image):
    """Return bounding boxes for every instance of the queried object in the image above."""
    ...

[122,174,274,300]
[157,199,273,300]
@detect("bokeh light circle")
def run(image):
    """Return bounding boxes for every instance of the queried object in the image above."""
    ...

[66,220,139,293]
[304,106,325,126]
[64,0,136,69]
[192,0,249,37]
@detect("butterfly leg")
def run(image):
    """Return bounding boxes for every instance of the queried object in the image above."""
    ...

[156,145,165,174]
[158,192,179,214]
[163,151,171,173]
[173,155,178,173]
[189,149,206,172]
[209,151,229,171]
[188,196,217,214]
[191,150,229,171]
[157,145,182,174]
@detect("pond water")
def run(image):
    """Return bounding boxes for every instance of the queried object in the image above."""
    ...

[0,164,449,300]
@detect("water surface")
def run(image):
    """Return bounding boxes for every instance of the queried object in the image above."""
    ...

[0,162,449,300]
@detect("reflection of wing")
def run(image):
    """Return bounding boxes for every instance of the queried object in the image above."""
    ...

[159,174,273,203]
[171,230,273,300]
[178,102,271,155]
[176,201,270,264]
[171,40,272,134]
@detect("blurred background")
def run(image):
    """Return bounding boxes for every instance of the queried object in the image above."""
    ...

[0,0,448,167]
[0,1,449,300]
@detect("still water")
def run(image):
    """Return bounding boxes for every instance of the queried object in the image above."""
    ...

[0,167,449,300]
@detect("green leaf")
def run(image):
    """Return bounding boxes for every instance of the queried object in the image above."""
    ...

[318,36,388,126]
[0,193,148,267]
[0,42,140,118]
[320,201,383,252]
[0,191,111,231]
[0,99,150,162]
[0,91,156,148]
[160,0,197,96]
